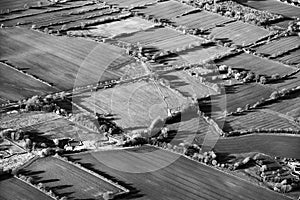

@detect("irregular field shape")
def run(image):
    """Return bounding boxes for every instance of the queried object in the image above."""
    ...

[21,118,103,141]
[134,0,195,19]
[255,36,300,56]
[0,27,134,90]
[174,10,233,30]
[224,109,300,131]
[104,0,157,7]
[0,63,58,101]
[74,80,188,130]
[116,27,205,51]
[159,70,218,98]
[210,21,270,45]
[276,48,300,65]
[236,0,300,18]
[199,134,300,159]
[77,17,155,37]
[217,53,297,76]
[0,175,54,200]
[68,146,290,200]
[0,139,26,156]
[20,157,124,199]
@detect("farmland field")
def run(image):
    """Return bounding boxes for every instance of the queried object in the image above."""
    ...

[255,36,300,57]
[221,109,300,132]
[0,174,54,200]
[0,27,135,90]
[159,70,218,98]
[174,10,234,30]
[236,0,300,18]
[0,112,59,129]
[19,157,124,199]
[132,0,195,20]
[69,17,155,38]
[268,71,300,90]
[0,0,51,12]
[198,134,300,159]
[0,138,26,158]
[199,83,276,114]
[0,62,58,101]
[217,53,297,76]
[276,48,300,65]
[73,79,188,130]
[21,117,104,141]
[210,21,270,46]
[261,90,300,119]
[115,27,205,52]
[104,0,157,7]
[68,146,289,200]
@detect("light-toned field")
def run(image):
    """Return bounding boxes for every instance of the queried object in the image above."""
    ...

[210,21,270,46]
[73,79,188,130]
[268,71,300,90]
[217,53,297,76]
[133,0,195,19]
[0,27,134,90]
[237,0,300,18]
[0,62,58,101]
[68,146,290,200]
[21,118,104,141]
[116,27,205,52]
[0,175,54,200]
[0,139,26,158]
[174,10,234,30]
[255,36,300,57]
[20,157,124,199]
[159,70,218,98]
[70,17,155,38]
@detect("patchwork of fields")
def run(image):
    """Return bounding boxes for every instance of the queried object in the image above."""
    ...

[1,0,300,199]
[68,146,290,200]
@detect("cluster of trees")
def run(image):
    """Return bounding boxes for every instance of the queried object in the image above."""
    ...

[226,127,300,137]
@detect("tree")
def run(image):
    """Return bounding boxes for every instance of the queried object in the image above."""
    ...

[270,91,280,99]
[259,76,267,84]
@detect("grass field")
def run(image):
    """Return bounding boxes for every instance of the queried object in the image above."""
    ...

[115,27,205,52]
[0,27,134,90]
[70,17,155,38]
[159,70,218,98]
[0,174,53,200]
[68,146,289,200]
[221,109,300,132]
[217,53,297,76]
[210,21,270,46]
[74,79,188,130]
[133,0,195,19]
[20,157,124,199]
[0,62,58,101]
[276,48,300,65]
[236,0,300,18]
[21,117,104,141]
[255,36,300,57]
[198,134,300,159]
[174,10,234,30]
